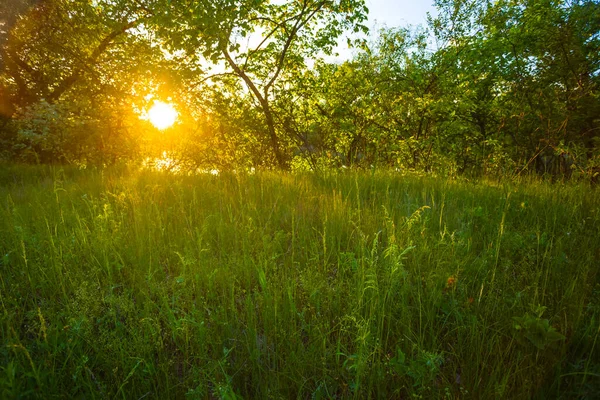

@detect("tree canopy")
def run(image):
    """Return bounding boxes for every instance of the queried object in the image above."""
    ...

[0,0,598,178]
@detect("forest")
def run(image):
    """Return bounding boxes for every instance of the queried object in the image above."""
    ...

[0,0,598,176]
[0,0,600,399]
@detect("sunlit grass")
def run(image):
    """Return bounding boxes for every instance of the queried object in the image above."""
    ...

[0,165,598,398]
[140,153,221,175]
[142,151,181,173]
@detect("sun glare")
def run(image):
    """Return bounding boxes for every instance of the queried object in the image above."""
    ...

[148,101,178,130]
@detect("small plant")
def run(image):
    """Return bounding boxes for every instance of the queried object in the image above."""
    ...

[389,347,444,389]
[513,306,566,350]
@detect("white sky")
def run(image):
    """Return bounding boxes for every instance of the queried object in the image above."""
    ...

[329,0,437,61]
[366,0,436,28]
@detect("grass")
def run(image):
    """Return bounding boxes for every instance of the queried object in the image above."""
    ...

[0,164,599,399]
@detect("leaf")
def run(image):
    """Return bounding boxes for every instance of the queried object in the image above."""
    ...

[513,314,566,350]
[395,348,406,364]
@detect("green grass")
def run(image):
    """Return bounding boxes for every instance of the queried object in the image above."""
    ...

[0,165,599,399]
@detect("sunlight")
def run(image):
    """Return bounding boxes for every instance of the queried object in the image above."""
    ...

[142,151,180,172]
[147,101,178,130]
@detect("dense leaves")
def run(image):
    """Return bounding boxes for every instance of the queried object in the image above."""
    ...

[0,0,598,177]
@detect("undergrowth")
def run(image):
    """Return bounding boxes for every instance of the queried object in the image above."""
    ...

[0,165,599,398]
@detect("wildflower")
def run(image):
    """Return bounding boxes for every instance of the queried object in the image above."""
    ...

[446,276,457,288]
[468,297,474,305]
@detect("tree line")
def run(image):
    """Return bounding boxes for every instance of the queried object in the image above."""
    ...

[0,0,598,178]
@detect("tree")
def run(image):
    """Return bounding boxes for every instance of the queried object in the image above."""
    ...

[149,0,368,169]
[1,0,153,111]
[0,0,184,164]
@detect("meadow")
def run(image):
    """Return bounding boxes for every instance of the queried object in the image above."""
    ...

[0,165,599,399]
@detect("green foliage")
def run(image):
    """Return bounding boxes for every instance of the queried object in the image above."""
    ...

[147,0,369,168]
[513,313,566,350]
[389,347,445,389]
[281,0,599,175]
[1,0,598,173]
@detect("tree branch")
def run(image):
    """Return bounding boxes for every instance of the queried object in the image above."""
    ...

[264,0,324,94]
[47,17,144,102]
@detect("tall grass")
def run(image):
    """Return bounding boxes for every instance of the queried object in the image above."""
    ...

[0,165,598,398]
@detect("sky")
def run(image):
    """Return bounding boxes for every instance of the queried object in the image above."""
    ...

[330,0,437,61]
[365,0,437,29]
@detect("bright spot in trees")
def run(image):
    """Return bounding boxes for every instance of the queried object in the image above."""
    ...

[147,101,178,130]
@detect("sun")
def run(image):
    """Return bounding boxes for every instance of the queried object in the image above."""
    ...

[147,101,178,130]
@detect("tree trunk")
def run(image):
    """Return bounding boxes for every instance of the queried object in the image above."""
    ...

[223,50,287,169]
[261,101,286,169]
